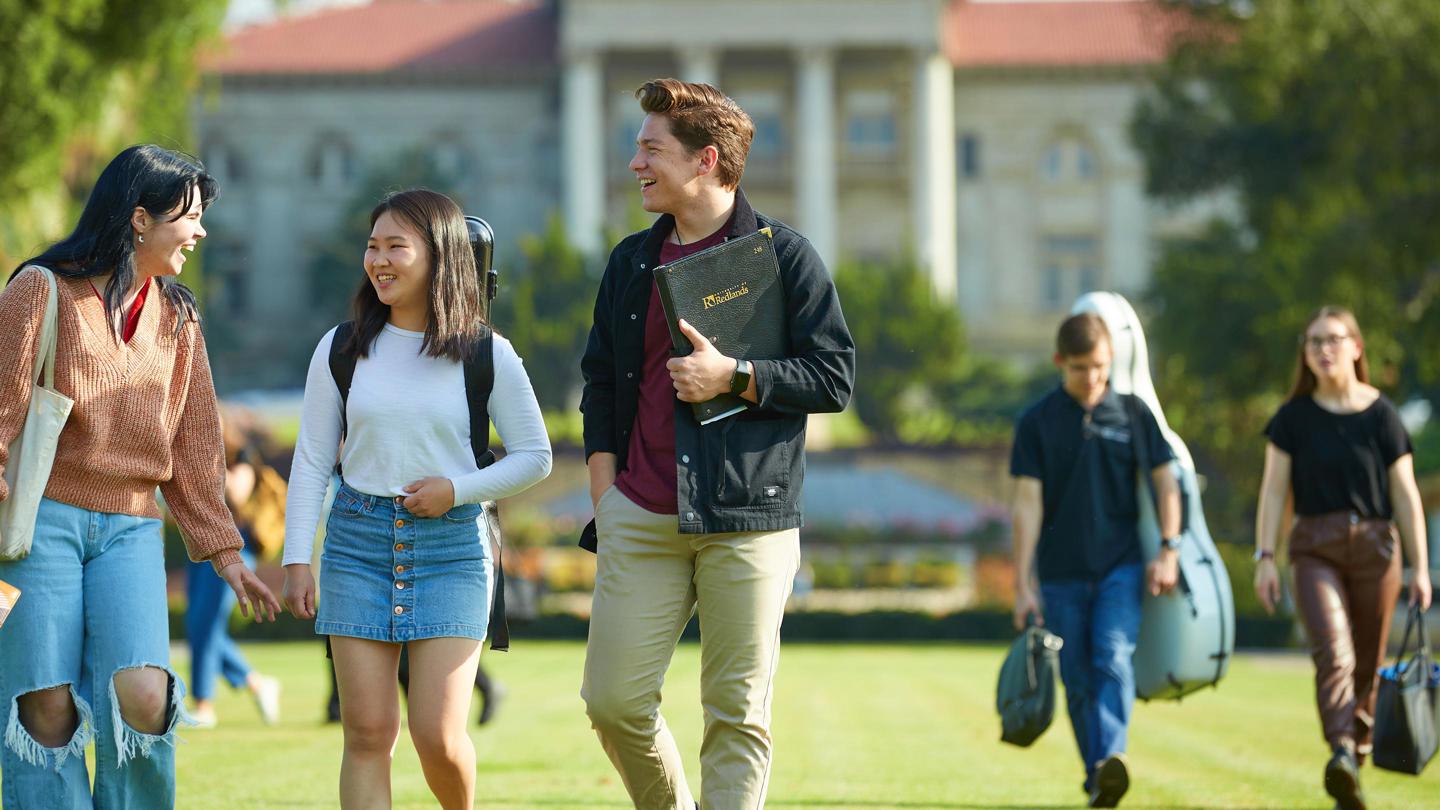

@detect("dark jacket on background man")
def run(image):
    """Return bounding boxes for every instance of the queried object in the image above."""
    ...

[580,189,854,544]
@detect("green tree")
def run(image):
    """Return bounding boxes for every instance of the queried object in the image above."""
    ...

[305,149,467,331]
[1132,0,1440,530]
[492,216,600,413]
[832,259,965,443]
[0,0,227,265]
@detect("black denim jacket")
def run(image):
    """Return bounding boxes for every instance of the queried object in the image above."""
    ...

[579,189,855,548]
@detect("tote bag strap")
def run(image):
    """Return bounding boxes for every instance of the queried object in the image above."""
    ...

[28,266,61,390]
[1393,603,1429,671]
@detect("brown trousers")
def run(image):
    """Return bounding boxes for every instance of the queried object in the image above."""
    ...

[1290,511,1403,755]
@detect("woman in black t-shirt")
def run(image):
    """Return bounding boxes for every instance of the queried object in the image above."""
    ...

[1254,306,1431,810]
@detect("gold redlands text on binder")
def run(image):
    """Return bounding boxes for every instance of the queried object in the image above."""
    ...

[702,283,751,310]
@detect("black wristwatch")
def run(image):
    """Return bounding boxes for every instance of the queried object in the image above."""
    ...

[729,359,752,395]
[1160,535,1181,552]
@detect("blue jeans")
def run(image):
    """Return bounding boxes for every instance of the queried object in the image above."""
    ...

[1041,562,1143,789]
[0,498,187,809]
[185,551,255,701]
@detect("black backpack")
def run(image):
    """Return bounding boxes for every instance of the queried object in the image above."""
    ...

[996,624,1063,746]
[323,215,511,651]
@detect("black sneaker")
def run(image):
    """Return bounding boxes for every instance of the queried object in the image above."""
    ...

[1324,744,1366,810]
[1089,754,1130,808]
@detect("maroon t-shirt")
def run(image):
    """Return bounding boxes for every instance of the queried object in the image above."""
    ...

[613,223,731,515]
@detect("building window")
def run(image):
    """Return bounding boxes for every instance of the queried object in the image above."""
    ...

[432,137,469,179]
[611,96,647,166]
[844,90,897,157]
[1041,137,1099,183]
[204,242,249,317]
[1041,235,1101,310]
[203,143,246,184]
[732,90,785,161]
[308,136,355,189]
[959,133,980,179]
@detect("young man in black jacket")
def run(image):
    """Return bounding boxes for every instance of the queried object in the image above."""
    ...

[579,78,854,810]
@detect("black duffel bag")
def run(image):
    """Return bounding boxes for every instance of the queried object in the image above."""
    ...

[996,624,1063,747]
[1373,604,1437,775]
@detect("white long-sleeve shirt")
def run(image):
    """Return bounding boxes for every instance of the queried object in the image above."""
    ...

[282,324,552,565]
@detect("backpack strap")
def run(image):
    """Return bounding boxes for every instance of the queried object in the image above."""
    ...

[328,321,358,474]
[464,329,497,470]
[1124,394,1159,513]
[466,329,509,652]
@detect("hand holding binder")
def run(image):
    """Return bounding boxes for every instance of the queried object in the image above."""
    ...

[653,228,788,424]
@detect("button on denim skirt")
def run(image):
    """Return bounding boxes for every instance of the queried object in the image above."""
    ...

[316,481,493,642]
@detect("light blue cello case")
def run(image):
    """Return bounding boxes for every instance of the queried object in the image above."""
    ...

[1071,292,1236,700]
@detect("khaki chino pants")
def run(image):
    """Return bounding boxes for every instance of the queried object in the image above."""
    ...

[582,485,800,810]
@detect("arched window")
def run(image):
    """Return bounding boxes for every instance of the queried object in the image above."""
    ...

[844,89,897,157]
[732,89,786,161]
[202,142,246,184]
[611,96,647,166]
[431,135,470,179]
[308,135,355,189]
[1040,135,1099,183]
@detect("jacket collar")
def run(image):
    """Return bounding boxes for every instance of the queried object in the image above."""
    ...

[634,187,759,268]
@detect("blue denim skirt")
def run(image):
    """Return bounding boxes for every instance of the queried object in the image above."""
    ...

[316,481,493,642]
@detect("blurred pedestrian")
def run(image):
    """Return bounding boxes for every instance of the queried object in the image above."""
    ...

[1010,312,1180,808]
[184,408,283,728]
[1253,305,1432,810]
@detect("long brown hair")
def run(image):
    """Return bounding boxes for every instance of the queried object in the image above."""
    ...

[1287,305,1369,399]
[342,189,488,363]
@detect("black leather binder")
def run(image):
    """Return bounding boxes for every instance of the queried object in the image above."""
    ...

[653,227,787,424]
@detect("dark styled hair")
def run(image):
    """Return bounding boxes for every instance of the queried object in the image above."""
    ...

[1288,305,1369,399]
[342,189,489,363]
[12,144,216,338]
[1056,312,1111,358]
[635,78,754,189]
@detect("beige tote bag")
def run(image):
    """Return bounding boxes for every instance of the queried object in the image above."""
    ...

[0,267,75,559]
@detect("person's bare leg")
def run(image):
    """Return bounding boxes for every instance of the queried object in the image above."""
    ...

[331,637,403,810]
[405,637,483,810]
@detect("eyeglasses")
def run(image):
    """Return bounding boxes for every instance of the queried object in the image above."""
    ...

[1304,334,1352,352]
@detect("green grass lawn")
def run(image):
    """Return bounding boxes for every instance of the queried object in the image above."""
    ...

[15,641,1436,808]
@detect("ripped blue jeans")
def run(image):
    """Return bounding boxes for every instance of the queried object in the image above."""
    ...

[0,497,188,809]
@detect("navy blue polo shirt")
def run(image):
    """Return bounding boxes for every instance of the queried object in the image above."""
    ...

[1010,386,1174,583]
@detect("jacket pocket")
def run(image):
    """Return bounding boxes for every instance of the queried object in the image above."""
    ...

[712,416,795,509]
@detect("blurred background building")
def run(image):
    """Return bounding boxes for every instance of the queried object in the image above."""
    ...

[194,0,1233,388]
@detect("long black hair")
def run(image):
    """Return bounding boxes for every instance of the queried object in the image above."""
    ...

[11,144,217,339]
[342,189,489,363]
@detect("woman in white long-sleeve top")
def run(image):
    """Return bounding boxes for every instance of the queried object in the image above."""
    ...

[281,189,552,810]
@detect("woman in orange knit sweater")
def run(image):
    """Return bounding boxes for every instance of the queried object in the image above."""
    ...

[0,145,280,809]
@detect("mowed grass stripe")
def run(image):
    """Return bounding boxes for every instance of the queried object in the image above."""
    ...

[37,641,1426,808]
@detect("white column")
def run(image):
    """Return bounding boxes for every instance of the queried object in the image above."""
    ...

[679,46,720,88]
[911,48,958,301]
[562,48,605,256]
[795,46,838,271]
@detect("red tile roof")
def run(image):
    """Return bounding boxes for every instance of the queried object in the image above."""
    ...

[945,0,1200,69]
[208,0,1198,77]
[206,0,554,75]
